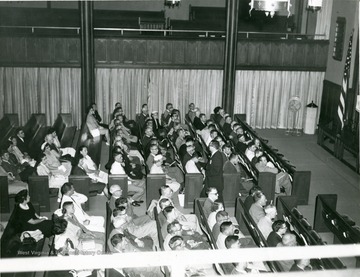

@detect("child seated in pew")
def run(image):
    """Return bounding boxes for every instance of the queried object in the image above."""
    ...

[163,220,209,251]
[42,143,72,176]
[216,221,246,249]
[207,202,224,230]
[8,137,36,167]
[78,145,109,190]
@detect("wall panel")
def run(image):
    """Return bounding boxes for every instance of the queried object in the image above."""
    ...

[0,36,328,70]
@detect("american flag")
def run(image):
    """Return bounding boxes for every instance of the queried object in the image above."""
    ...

[337,32,353,130]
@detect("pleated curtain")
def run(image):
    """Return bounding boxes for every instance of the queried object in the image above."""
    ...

[0,67,81,127]
[314,0,333,39]
[1,67,324,130]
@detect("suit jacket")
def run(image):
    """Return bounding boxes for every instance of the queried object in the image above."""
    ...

[223,161,238,174]
[193,117,206,131]
[267,231,282,247]
[137,113,149,130]
[161,111,171,126]
[15,136,29,154]
[249,202,265,224]
[205,150,224,191]
[223,123,232,138]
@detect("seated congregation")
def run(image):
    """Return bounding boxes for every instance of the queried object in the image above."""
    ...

[1,101,317,276]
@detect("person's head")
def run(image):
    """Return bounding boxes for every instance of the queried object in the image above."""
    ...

[220,221,235,236]
[160,185,173,198]
[151,111,159,118]
[177,128,185,138]
[219,109,225,116]
[186,145,195,156]
[62,201,75,216]
[206,187,219,202]
[116,114,124,123]
[272,220,287,236]
[258,155,268,165]
[225,235,241,249]
[15,189,29,204]
[163,206,176,221]
[115,197,129,209]
[264,205,277,220]
[115,102,122,109]
[214,136,224,147]
[254,149,264,158]
[113,206,127,218]
[52,218,68,235]
[236,127,244,135]
[294,258,311,270]
[210,130,218,139]
[159,198,172,211]
[247,142,256,152]
[253,191,267,206]
[78,145,88,158]
[16,128,25,138]
[225,116,232,124]
[282,233,297,247]
[216,210,230,224]
[166,103,173,112]
[167,220,182,236]
[209,140,220,153]
[0,150,10,161]
[189,103,195,111]
[109,184,123,199]
[213,106,221,115]
[254,138,261,148]
[43,143,52,154]
[141,103,148,114]
[110,233,127,252]
[169,236,186,250]
[144,127,154,137]
[113,153,124,164]
[222,144,232,156]
[195,109,201,117]
[211,201,224,213]
[10,136,17,146]
[199,113,206,122]
[248,186,262,197]
[229,153,239,165]
[61,182,75,196]
[150,145,159,156]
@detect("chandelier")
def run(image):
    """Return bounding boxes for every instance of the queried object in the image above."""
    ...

[307,0,322,12]
[249,0,291,18]
[165,0,180,8]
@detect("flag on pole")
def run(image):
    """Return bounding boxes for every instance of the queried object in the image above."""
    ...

[337,32,353,130]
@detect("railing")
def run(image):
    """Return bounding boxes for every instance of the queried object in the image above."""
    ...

[1,245,359,277]
[0,25,327,39]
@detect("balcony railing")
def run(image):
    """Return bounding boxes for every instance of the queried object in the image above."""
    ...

[0,25,327,40]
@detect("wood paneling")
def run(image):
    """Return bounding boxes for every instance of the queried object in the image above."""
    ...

[0,36,329,70]
[319,80,341,125]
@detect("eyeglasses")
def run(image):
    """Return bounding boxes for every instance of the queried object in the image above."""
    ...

[210,192,219,195]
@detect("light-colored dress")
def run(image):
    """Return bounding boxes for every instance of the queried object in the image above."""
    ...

[79,155,108,184]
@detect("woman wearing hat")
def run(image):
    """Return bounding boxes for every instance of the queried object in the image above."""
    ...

[150,154,180,193]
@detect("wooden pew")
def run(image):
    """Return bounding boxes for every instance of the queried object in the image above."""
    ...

[23,114,47,144]
[69,175,92,211]
[28,176,55,213]
[276,196,347,270]
[0,175,11,213]
[52,113,76,148]
[313,194,360,267]
[184,173,203,209]
[0,114,19,147]
[28,125,50,159]
[194,198,235,275]
[235,197,283,272]
[234,114,311,205]
[146,174,166,208]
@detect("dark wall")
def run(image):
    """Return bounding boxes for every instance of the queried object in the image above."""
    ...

[0,36,328,70]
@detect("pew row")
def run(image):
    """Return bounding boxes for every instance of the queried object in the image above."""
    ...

[234,114,311,205]
[313,194,360,267]
[0,114,19,148]
[276,196,347,270]
[195,198,236,275]
[52,113,77,148]
[235,197,283,272]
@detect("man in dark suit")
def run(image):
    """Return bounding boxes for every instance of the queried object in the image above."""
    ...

[137,104,150,132]
[193,113,207,131]
[201,140,224,202]
[161,103,173,127]
[15,128,29,154]
[150,111,163,138]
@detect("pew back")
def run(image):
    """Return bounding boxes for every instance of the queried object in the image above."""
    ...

[108,175,129,198]
[0,175,10,213]
[146,174,166,208]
